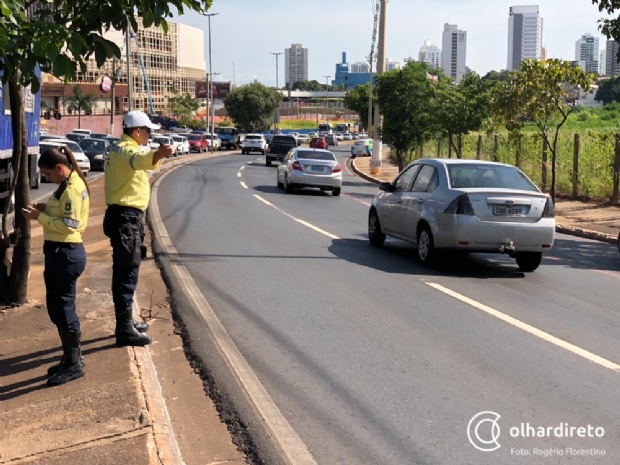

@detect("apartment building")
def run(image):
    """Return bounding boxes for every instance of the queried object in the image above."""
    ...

[285,44,309,87]
[441,24,467,83]
[507,5,544,71]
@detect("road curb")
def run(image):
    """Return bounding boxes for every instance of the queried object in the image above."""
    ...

[350,157,619,247]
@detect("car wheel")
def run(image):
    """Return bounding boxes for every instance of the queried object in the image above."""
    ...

[368,209,386,246]
[241,149,245,155]
[266,158,272,167]
[515,252,543,272]
[332,188,341,196]
[284,175,293,193]
[417,224,437,266]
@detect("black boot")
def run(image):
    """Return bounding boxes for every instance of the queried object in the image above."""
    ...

[133,319,149,333]
[47,354,85,376]
[47,330,85,386]
[116,307,151,346]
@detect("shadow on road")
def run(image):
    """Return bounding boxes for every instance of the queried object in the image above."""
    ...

[542,238,620,273]
[328,238,527,279]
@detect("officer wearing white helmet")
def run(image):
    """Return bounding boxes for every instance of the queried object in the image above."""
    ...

[103,111,174,346]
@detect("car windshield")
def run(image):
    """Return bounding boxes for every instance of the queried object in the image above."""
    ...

[63,141,84,153]
[245,135,263,140]
[448,164,539,191]
[296,150,336,161]
[311,138,324,143]
[79,139,107,150]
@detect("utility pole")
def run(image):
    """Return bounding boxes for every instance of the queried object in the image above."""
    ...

[201,12,219,152]
[271,52,283,132]
[371,0,387,175]
[126,23,132,112]
[324,76,331,126]
[367,0,380,137]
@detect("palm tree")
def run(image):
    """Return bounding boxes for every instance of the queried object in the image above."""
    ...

[64,85,97,128]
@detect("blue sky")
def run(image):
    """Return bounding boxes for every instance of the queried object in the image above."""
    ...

[173,0,613,86]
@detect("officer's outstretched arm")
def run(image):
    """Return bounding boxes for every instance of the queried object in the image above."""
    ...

[121,147,161,171]
[37,188,83,235]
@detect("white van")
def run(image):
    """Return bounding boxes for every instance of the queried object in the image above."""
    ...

[72,129,92,136]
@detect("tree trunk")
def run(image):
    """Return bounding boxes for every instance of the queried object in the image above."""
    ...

[6,77,31,305]
[550,148,557,204]
[78,109,81,128]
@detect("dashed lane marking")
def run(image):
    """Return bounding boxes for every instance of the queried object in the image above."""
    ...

[253,194,340,240]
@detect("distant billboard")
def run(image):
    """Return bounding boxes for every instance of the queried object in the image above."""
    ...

[212,82,232,100]
[195,81,208,99]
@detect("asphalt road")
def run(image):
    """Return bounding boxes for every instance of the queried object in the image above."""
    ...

[157,146,620,465]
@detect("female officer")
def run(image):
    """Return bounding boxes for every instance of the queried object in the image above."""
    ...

[24,145,90,387]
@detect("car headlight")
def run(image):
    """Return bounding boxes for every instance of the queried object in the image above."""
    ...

[94,154,104,160]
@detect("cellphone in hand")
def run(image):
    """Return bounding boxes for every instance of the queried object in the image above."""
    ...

[21,207,31,213]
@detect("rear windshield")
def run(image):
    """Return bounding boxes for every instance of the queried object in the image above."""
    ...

[172,137,184,142]
[188,135,201,141]
[245,135,263,140]
[448,164,539,191]
[79,139,107,150]
[272,136,296,143]
[311,138,325,142]
[296,150,336,161]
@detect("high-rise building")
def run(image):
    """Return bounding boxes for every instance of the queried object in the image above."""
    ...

[419,40,442,70]
[606,40,620,76]
[285,44,309,87]
[507,5,544,71]
[601,49,607,75]
[441,24,467,83]
[385,58,401,71]
[575,33,600,74]
[351,62,370,73]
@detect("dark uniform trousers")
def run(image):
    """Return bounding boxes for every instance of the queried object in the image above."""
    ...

[103,205,145,312]
[43,242,86,332]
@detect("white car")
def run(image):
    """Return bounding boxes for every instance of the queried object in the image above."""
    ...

[351,139,373,157]
[149,136,177,155]
[343,133,353,141]
[368,159,555,271]
[40,140,90,177]
[204,134,222,150]
[334,132,344,141]
[242,134,267,155]
[171,135,190,155]
[277,148,342,196]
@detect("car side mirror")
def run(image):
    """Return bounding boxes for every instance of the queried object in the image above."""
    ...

[379,182,392,192]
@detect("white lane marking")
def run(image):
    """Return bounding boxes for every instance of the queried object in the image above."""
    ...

[240,165,245,171]
[342,193,371,207]
[426,282,620,373]
[253,194,340,240]
[152,168,318,465]
[240,181,248,189]
[237,172,242,178]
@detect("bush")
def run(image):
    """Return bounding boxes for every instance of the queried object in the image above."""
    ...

[577,112,589,121]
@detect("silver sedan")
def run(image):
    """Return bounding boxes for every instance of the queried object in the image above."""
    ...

[368,159,555,272]
[276,148,343,196]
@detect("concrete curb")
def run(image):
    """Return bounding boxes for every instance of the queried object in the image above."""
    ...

[350,157,620,247]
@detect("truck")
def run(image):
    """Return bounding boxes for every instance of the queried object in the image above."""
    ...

[0,68,42,214]
[214,126,238,150]
[265,134,297,167]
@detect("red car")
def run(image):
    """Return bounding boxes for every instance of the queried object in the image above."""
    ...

[188,134,208,152]
[310,137,327,150]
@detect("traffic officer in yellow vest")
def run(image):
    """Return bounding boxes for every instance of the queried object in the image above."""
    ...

[23,146,90,386]
[104,111,174,346]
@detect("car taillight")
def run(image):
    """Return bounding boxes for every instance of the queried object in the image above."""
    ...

[292,161,302,171]
[332,164,342,173]
[444,194,475,215]
[267,146,271,153]
[542,197,555,218]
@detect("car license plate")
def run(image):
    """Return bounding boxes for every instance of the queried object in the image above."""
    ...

[310,166,325,172]
[493,205,524,215]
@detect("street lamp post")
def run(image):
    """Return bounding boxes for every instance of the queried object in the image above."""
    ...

[324,76,331,126]
[271,52,282,132]
[201,12,219,153]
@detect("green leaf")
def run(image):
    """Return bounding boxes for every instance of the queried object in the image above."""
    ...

[46,43,59,62]
[94,40,107,68]
[0,26,7,52]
